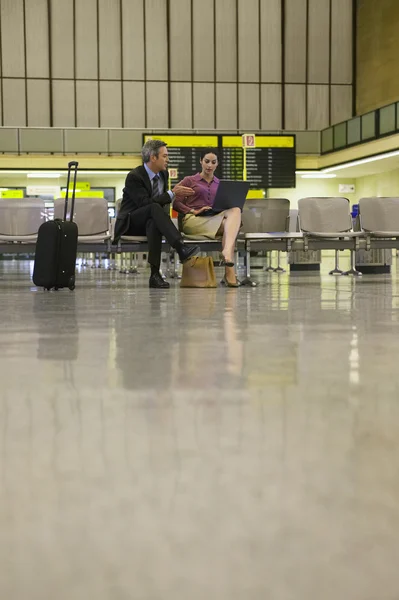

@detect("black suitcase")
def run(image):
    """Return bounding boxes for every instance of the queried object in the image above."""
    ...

[33,161,79,291]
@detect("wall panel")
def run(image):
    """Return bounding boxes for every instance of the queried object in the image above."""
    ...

[123,82,146,128]
[308,0,330,84]
[122,0,145,80]
[169,0,191,81]
[238,0,259,82]
[1,0,25,77]
[99,0,121,80]
[261,84,282,129]
[331,0,352,84]
[216,83,237,129]
[25,0,49,78]
[238,84,260,129]
[3,79,26,126]
[0,0,354,134]
[52,80,75,127]
[215,0,237,82]
[285,0,307,83]
[357,0,399,113]
[50,0,74,78]
[260,0,282,83]
[27,80,50,127]
[331,85,352,124]
[146,82,168,127]
[307,85,329,130]
[76,81,99,127]
[285,84,306,129]
[171,83,192,128]
[76,0,98,79]
[192,0,214,82]
[193,83,215,129]
[100,81,122,127]
[145,0,168,80]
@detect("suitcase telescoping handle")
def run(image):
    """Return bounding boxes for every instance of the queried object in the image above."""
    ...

[64,161,79,222]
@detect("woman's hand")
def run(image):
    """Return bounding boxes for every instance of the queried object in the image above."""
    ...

[190,206,211,216]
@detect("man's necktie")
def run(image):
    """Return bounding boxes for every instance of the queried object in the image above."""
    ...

[152,174,160,199]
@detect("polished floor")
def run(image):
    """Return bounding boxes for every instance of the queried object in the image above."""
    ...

[1,257,399,600]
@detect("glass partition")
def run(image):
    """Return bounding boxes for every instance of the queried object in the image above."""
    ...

[321,100,399,154]
[333,123,347,149]
[321,127,333,153]
[347,116,361,145]
[361,112,376,140]
[380,104,396,135]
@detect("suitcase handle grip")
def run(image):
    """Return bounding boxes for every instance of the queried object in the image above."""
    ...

[64,161,79,222]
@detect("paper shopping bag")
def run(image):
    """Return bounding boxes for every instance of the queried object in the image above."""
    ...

[180,256,217,288]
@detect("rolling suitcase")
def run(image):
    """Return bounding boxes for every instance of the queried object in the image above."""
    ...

[33,161,79,291]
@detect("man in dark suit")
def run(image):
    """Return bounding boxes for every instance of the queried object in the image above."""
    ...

[114,139,199,288]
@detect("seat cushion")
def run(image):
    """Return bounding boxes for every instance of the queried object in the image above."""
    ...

[370,231,399,237]
[182,234,222,242]
[0,234,38,243]
[120,235,148,242]
[78,235,111,243]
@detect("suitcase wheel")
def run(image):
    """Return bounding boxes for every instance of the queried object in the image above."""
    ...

[68,276,75,291]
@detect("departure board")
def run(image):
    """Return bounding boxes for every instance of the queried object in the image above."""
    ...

[143,134,296,189]
[143,135,219,183]
[221,135,296,189]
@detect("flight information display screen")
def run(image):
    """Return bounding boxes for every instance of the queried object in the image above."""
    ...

[143,134,296,189]
[143,135,219,182]
[221,135,296,189]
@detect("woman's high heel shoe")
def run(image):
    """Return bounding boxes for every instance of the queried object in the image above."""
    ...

[219,255,235,268]
[221,276,240,288]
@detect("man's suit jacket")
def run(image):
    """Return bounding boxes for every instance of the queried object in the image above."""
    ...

[114,165,170,241]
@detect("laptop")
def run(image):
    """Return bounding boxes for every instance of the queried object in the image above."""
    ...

[211,179,250,213]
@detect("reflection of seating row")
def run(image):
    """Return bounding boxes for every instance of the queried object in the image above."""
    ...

[1,196,399,279]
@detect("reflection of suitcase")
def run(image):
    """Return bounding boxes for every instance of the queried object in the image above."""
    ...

[32,161,79,291]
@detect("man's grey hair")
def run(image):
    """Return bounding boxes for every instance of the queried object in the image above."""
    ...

[141,139,167,163]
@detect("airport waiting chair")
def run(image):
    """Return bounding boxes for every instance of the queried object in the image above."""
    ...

[298,197,363,276]
[54,197,111,268]
[115,198,152,275]
[0,198,46,248]
[240,198,292,280]
[54,196,110,243]
[359,197,399,239]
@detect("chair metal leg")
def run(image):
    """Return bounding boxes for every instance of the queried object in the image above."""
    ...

[273,251,286,273]
[129,253,139,274]
[239,243,257,287]
[264,251,274,272]
[119,252,129,274]
[169,251,181,279]
[107,252,117,270]
[329,250,344,275]
[91,253,101,268]
[343,250,362,277]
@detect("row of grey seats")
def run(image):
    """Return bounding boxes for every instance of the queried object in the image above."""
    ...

[1,195,399,270]
[0,197,110,245]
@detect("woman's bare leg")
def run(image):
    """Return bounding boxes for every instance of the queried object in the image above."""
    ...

[215,208,241,284]
[221,207,241,263]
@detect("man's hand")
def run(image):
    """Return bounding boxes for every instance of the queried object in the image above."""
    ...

[191,206,211,216]
[172,185,195,199]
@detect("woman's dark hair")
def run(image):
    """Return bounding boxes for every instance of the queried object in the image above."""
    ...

[200,148,219,161]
